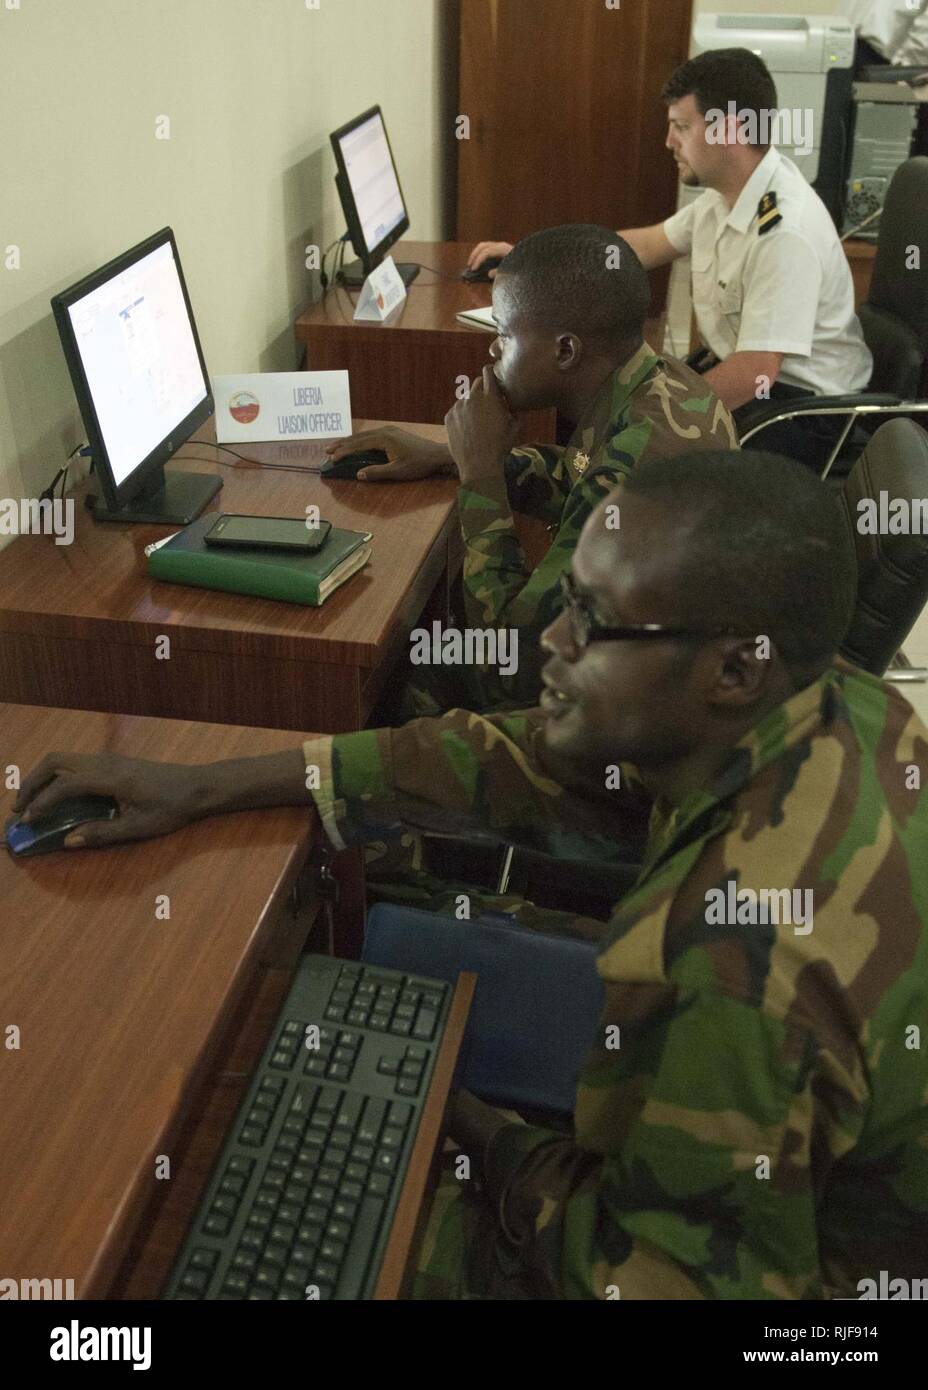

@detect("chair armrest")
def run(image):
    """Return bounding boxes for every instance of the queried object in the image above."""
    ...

[738,393,903,436]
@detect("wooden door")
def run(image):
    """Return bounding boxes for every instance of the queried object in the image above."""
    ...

[457,0,693,269]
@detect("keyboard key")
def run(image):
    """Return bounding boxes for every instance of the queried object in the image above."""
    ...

[388,1101,413,1128]
[406,1045,428,1063]
[340,1180,363,1202]
[189,1249,219,1271]
[240,1230,264,1254]
[203,1213,231,1236]
[232,1250,258,1274]
[379,1126,404,1151]
[389,1018,412,1037]
[221,1273,249,1297]
[270,1221,296,1246]
[345,1162,367,1184]
[264,1242,289,1268]
[270,1050,294,1070]
[227,1155,255,1177]
[320,1238,346,1265]
[370,1013,391,1031]
[326,1219,351,1243]
[368,1172,391,1197]
[278,1201,301,1225]
[377,1056,399,1076]
[327,1062,351,1081]
[315,1087,340,1113]
[400,1059,422,1078]
[179,1268,209,1295]
[333,1198,358,1223]
[374,1149,398,1174]
[394,1003,416,1021]
[335,1195,386,1300]
[396,1077,420,1096]
[310,1185,335,1208]
[240,1125,263,1147]
[254,1265,281,1293]
[313,1260,340,1284]
[304,1056,327,1077]
[413,1010,438,1041]
[350,1142,374,1164]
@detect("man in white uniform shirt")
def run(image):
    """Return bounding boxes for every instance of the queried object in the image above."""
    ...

[839,0,928,68]
[467,48,873,468]
[618,48,873,468]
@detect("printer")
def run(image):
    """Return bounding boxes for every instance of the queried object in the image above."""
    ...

[691,12,857,223]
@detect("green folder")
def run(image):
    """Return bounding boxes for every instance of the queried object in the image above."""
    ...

[147,514,372,606]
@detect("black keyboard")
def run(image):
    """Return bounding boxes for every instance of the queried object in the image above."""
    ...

[163,953,452,1300]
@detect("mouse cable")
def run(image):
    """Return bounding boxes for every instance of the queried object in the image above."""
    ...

[172,455,327,483]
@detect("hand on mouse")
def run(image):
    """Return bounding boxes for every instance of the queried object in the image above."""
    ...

[466,241,513,279]
[325,426,456,482]
[14,752,211,848]
[444,366,520,485]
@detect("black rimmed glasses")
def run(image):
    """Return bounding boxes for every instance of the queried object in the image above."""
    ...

[558,572,739,650]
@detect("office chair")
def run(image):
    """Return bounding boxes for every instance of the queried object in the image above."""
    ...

[839,417,928,680]
[363,902,603,1116]
[736,157,928,478]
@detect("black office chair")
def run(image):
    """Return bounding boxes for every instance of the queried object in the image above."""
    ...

[839,417,928,680]
[737,157,928,478]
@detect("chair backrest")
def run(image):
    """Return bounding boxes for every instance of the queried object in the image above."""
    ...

[363,903,604,1115]
[840,418,928,675]
[859,157,928,397]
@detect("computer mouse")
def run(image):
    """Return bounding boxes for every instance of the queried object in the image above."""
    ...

[5,794,119,857]
[461,256,504,283]
[320,450,389,480]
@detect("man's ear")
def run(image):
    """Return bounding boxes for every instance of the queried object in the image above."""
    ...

[556,333,583,370]
[711,638,774,706]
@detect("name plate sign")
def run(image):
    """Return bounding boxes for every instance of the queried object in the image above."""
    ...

[352,256,407,322]
[213,371,352,443]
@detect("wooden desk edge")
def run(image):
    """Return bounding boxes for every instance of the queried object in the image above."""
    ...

[372,971,476,1300]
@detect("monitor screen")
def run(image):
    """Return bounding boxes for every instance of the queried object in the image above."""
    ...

[62,239,209,489]
[335,109,406,256]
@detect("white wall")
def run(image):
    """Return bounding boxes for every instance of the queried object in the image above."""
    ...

[0,0,454,526]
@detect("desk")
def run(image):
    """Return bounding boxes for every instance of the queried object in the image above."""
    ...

[295,240,548,431]
[844,238,877,307]
[0,701,472,1299]
[0,418,456,736]
[0,701,314,1297]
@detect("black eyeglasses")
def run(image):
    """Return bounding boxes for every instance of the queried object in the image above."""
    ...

[558,572,739,650]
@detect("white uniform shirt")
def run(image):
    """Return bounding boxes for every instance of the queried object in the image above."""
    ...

[838,1,928,65]
[663,148,873,397]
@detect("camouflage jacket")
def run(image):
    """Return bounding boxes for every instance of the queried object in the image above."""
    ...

[457,343,738,706]
[303,665,928,1299]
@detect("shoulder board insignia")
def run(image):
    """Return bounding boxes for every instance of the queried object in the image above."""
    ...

[757,191,782,236]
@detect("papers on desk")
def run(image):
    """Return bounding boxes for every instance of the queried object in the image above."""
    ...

[455,305,496,332]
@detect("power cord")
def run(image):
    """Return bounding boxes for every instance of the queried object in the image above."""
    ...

[38,442,91,503]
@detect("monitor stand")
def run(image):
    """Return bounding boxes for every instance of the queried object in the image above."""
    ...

[336,259,420,289]
[86,470,222,525]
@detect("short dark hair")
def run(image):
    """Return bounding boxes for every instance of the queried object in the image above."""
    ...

[620,449,857,687]
[497,224,649,351]
[662,48,778,151]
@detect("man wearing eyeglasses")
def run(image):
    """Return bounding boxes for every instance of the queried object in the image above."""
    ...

[15,448,928,1299]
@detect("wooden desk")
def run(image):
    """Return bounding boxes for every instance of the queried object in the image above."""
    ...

[0,702,473,1299]
[844,238,877,308]
[294,240,557,436]
[0,701,315,1297]
[0,419,456,736]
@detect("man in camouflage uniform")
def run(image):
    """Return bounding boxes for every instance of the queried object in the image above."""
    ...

[327,223,738,713]
[16,450,928,1299]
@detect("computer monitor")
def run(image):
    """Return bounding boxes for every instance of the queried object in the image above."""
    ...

[330,105,418,288]
[51,227,221,524]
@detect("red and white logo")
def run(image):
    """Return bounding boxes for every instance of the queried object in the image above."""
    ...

[229,390,260,425]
